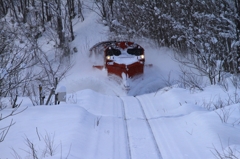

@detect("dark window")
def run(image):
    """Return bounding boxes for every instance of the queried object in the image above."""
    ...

[127,48,143,56]
[106,48,121,56]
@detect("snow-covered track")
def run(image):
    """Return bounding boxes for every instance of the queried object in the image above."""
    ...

[135,97,163,159]
[120,96,163,159]
[120,97,133,159]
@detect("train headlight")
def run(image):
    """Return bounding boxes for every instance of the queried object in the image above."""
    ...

[106,55,111,60]
[140,54,144,59]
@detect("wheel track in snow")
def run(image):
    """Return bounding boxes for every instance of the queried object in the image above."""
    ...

[119,97,133,159]
[135,96,163,159]
[119,96,163,159]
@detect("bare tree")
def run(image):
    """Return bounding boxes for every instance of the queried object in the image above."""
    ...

[0,21,37,98]
[0,103,27,143]
[0,0,8,18]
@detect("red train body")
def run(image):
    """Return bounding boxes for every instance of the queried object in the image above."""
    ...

[90,41,145,79]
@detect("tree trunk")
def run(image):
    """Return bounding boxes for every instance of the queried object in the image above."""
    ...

[236,0,240,72]
[57,0,64,46]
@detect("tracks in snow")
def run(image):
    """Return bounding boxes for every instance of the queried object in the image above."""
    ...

[119,96,163,159]
[120,96,133,159]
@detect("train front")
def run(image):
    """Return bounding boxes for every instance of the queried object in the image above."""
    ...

[104,41,145,79]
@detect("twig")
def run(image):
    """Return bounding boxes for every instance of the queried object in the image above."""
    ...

[36,127,41,141]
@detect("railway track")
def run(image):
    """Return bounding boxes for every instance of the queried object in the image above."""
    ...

[119,96,163,159]
[120,97,133,159]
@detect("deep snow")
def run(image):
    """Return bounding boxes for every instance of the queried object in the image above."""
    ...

[1,1,240,159]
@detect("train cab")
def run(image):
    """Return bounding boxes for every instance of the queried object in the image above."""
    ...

[90,41,145,79]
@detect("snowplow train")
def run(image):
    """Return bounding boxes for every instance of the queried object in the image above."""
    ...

[90,41,145,79]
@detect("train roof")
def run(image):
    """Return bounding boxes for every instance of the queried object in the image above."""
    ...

[89,41,143,52]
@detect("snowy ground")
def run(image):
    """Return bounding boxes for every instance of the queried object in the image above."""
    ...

[1,1,240,159]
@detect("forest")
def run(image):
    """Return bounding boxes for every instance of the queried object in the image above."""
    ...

[95,0,240,84]
[0,0,240,104]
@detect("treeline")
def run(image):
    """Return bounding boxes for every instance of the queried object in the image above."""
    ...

[0,0,84,104]
[0,0,240,101]
[0,0,84,46]
[95,0,240,84]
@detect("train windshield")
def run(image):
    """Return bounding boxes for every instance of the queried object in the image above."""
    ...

[106,48,121,56]
[127,48,144,56]
[106,45,144,56]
